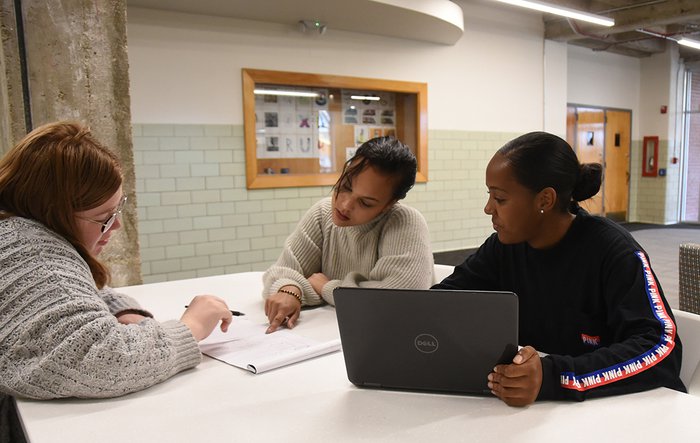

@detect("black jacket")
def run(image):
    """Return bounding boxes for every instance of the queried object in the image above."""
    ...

[433,209,686,401]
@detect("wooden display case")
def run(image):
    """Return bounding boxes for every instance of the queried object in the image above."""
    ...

[242,68,427,189]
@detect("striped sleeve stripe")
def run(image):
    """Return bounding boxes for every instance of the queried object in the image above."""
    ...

[559,251,676,391]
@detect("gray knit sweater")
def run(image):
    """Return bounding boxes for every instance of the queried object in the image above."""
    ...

[263,197,434,306]
[0,217,201,400]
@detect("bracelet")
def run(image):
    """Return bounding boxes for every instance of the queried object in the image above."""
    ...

[278,288,302,305]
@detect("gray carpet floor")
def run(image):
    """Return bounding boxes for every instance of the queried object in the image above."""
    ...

[631,228,700,309]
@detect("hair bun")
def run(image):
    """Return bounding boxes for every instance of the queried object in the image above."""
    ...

[572,163,603,202]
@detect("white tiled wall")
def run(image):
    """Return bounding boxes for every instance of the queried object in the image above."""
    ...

[133,124,517,283]
[630,139,681,224]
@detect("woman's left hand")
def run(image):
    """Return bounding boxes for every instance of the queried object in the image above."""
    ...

[487,345,543,407]
[307,272,330,294]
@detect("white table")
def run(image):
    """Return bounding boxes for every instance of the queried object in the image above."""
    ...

[16,272,700,442]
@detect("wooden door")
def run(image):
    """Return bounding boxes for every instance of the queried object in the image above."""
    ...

[573,108,605,214]
[566,106,576,148]
[604,110,631,221]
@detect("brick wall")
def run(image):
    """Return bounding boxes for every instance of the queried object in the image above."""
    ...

[133,124,516,283]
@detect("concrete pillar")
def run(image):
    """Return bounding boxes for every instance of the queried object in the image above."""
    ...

[0,0,28,155]
[1,0,141,286]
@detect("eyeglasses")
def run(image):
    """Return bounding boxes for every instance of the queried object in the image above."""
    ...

[78,195,127,234]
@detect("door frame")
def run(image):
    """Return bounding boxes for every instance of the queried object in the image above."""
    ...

[567,103,633,220]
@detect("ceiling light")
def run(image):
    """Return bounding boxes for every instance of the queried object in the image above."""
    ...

[494,0,614,27]
[350,95,380,101]
[678,38,700,51]
[299,20,327,35]
[254,89,319,98]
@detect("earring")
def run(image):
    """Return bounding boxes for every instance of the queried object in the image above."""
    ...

[540,209,544,214]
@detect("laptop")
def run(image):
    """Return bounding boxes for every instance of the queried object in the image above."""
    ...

[333,287,518,395]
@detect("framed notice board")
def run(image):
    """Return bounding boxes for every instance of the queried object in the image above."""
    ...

[242,68,427,189]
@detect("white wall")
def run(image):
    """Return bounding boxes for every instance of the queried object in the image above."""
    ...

[127,0,546,132]
[640,50,672,140]
[567,45,641,138]
[637,45,683,163]
[126,1,554,281]
[544,40,567,138]
[125,1,684,281]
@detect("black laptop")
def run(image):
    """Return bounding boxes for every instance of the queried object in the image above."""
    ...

[333,287,518,395]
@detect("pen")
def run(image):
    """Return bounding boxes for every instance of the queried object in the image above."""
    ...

[184,305,245,316]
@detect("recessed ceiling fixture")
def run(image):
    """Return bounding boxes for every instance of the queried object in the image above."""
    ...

[299,19,327,35]
[253,89,319,98]
[494,0,614,27]
[678,38,700,51]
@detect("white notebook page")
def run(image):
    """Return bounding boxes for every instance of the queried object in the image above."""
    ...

[199,318,341,374]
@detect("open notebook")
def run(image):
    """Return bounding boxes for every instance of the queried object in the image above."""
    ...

[199,318,341,374]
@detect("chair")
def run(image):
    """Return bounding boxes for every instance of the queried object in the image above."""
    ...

[679,243,700,315]
[433,264,454,284]
[674,309,700,396]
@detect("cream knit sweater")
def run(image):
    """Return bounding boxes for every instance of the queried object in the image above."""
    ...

[0,217,201,400]
[263,197,434,305]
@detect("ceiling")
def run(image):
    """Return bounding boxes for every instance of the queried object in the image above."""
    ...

[128,0,700,62]
[127,0,465,45]
[539,0,700,62]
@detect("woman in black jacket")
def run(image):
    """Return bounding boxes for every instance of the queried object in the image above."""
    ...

[434,131,685,406]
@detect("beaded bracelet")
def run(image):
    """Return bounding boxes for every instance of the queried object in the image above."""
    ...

[278,288,302,304]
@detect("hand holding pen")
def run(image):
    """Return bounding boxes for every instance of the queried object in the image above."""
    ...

[180,295,237,341]
[185,305,245,316]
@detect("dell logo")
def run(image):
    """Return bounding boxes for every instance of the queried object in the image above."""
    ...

[414,334,439,353]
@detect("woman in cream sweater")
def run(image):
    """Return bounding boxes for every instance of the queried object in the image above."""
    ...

[263,136,434,333]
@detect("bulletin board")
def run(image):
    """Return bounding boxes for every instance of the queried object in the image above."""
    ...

[242,69,427,189]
